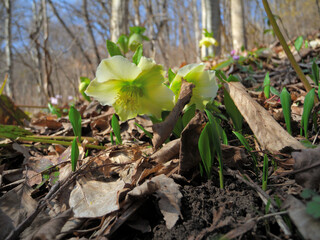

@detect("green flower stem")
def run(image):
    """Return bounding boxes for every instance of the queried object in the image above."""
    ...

[262,0,317,102]
[17,136,106,150]
[30,135,96,142]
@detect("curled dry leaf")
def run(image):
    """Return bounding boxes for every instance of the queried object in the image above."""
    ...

[284,195,320,240]
[225,82,304,153]
[152,81,194,150]
[126,174,182,229]
[292,146,320,189]
[69,178,125,218]
[150,138,180,164]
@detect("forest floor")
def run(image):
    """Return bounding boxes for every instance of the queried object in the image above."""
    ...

[1,34,320,240]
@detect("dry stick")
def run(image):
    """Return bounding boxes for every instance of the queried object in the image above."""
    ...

[262,0,316,103]
[225,168,292,236]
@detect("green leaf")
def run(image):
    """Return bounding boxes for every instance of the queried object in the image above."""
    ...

[224,89,243,131]
[227,75,240,83]
[132,44,143,65]
[301,88,315,138]
[270,87,280,96]
[168,68,176,83]
[233,131,258,167]
[301,189,318,199]
[294,36,304,52]
[198,122,213,178]
[172,117,184,138]
[129,26,146,34]
[311,59,319,86]
[306,196,320,219]
[135,122,153,139]
[182,104,196,127]
[48,103,61,118]
[212,58,234,70]
[263,72,270,99]
[280,87,292,135]
[106,40,123,56]
[69,106,82,142]
[111,114,122,145]
[117,34,129,54]
[215,70,227,82]
[71,137,79,172]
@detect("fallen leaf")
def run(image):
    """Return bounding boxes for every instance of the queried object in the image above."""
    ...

[225,82,304,152]
[0,184,37,239]
[152,81,194,150]
[150,138,180,164]
[0,95,30,125]
[126,174,182,229]
[292,146,320,189]
[69,178,125,218]
[31,115,63,130]
[284,195,320,240]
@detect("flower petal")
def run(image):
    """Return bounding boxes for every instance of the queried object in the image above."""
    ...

[137,56,156,72]
[96,56,141,83]
[194,71,218,99]
[85,78,123,106]
[177,63,205,78]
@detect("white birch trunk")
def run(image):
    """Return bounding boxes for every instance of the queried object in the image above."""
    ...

[231,0,246,51]
[110,0,128,42]
[4,0,13,99]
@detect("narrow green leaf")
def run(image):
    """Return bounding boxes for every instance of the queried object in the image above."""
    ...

[262,154,268,191]
[311,60,319,86]
[168,68,176,83]
[280,87,292,135]
[198,123,212,178]
[117,35,129,54]
[233,131,258,167]
[135,122,153,139]
[172,117,184,137]
[263,72,270,99]
[111,114,122,145]
[301,88,315,138]
[132,44,143,65]
[223,89,243,131]
[0,124,33,139]
[48,103,61,118]
[215,70,227,82]
[294,36,304,52]
[227,75,239,83]
[182,104,196,127]
[69,106,82,141]
[106,40,123,56]
[270,87,280,97]
[71,137,79,172]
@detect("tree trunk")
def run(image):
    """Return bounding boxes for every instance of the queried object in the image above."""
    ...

[133,0,141,26]
[231,0,246,51]
[201,0,221,59]
[4,0,14,99]
[192,0,201,61]
[110,0,128,42]
[83,0,101,66]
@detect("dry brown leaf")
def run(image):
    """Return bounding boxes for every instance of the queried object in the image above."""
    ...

[150,138,180,164]
[126,174,182,229]
[292,146,320,189]
[31,116,63,130]
[69,178,125,218]
[226,82,304,152]
[0,184,37,239]
[284,195,320,240]
[152,81,194,150]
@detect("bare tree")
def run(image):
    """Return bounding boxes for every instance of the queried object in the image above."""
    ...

[83,0,101,66]
[133,0,141,26]
[231,0,246,51]
[4,0,13,99]
[110,0,128,42]
[192,0,200,61]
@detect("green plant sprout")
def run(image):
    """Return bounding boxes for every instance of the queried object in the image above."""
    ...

[48,103,62,118]
[224,88,243,131]
[134,122,153,139]
[310,59,319,87]
[301,189,320,220]
[69,105,82,171]
[263,72,270,99]
[198,110,223,189]
[111,113,122,145]
[280,87,292,135]
[233,131,258,172]
[262,154,268,191]
[294,36,304,52]
[128,26,149,51]
[301,88,315,138]
[79,77,91,102]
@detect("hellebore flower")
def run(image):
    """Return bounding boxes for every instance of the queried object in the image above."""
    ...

[169,63,219,110]
[199,37,218,48]
[85,56,174,121]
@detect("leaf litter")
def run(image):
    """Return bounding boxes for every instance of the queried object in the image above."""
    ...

[1,36,320,240]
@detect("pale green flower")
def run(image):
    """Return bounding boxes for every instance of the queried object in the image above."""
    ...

[85,56,174,121]
[169,63,218,110]
[199,37,218,48]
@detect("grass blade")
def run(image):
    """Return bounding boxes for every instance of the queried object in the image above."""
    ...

[280,87,292,135]
[111,114,122,145]
[71,137,79,172]
[198,123,212,178]
[223,88,243,131]
[263,72,270,99]
[69,106,82,141]
[301,88,315,138]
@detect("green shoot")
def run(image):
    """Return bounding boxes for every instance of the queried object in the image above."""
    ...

[223,88,243,131]
[168,68,176,83]
[280,87,292,135]
[106,40,123,56]
[301,88,315,138]
[71,137,79,172]
[110,131,115,145]
[111,114,122,145]
[69,106,82,142]
[263,72,270,99]
[79,77,91,102]
[182,104,196,127]
[48,103,62,118]
[233,131,258,172]
[311,59,319,86]
[117,34,129,54]
[262,154,268,191]
[294,36,304,52]
[135,122,153,139]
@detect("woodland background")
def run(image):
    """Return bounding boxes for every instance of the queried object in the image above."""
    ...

[1,0,320,108]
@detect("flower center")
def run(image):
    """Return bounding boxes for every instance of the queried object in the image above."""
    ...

[114,84,144,112]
